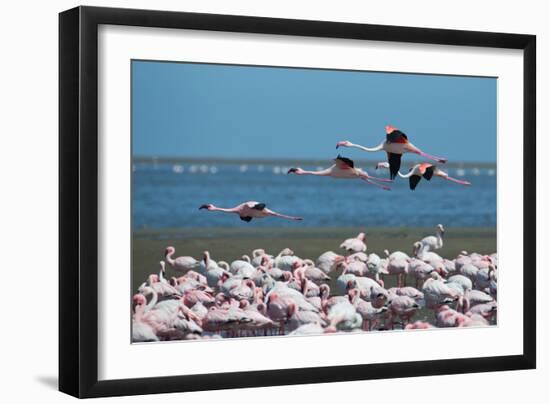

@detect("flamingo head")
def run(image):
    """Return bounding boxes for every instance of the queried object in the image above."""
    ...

[279,248,294,256]
[346,280,356,290]
[336,140,352,149]
[347,287,359,300]
[375,161,390,170]
[385,125,398,134]
[165,246,175,255]
[287,167,303,174]
[199,204,214,210]
[132,294,147,306]
[437,224,445,234]
[256,302,266,313]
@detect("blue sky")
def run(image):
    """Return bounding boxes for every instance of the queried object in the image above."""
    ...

[132,60,496,163]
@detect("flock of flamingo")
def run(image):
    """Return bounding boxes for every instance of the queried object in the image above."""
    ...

[132,224,498,342]
[198,125,471,223]
[132,125,492,342]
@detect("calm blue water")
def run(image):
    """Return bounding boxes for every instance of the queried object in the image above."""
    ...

[132,162,496,229]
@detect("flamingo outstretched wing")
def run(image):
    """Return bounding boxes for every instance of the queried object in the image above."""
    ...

[386,130,408,144]
[335,155,355,169]
[387,152,402,180]
[419,164,435,180]
[409,175,422,190]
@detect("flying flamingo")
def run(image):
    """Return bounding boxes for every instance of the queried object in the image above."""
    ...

[287,155,392,190]
[199,201,302,222]
[376,161,470,189]
[336,125,447,179]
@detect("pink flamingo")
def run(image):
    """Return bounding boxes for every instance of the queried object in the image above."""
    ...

[316,251,346,274]
[435,304,470,328]
[336,125,447,179]
[238,301,276,336]
[387,295,420,329]
[349,288,388,331]
[405,321,434,330]
[287,155,392,190]
[286,302,326,332]
[340,232,367,253]
[164,246,199,272]
[386,257,409,288]
[132,293,159,342]
[199,201,302,222]
[376,161,470,190]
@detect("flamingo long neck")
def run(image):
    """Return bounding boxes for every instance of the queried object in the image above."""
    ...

[159,264,167,283]
[210,206,238,213]
[348,142,384,152]
[298,168,332,176]
[165,250,175,266]
[145,289,158,313]
[133,302,144,321]
[397,168,416,178]
[378,163,412,178]
[436,230,444,249]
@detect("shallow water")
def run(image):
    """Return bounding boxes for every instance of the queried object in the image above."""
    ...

[133,162,496,230]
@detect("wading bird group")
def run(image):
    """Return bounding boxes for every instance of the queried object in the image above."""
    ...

[132,224,497,342]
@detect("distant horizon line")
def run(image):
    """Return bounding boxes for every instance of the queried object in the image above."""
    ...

[133,155,497,168]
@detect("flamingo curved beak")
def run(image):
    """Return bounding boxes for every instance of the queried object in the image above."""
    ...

[287,168,297,174]
[199,204,209,210]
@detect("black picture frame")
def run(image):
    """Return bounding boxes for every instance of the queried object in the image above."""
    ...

[59,5,536,398]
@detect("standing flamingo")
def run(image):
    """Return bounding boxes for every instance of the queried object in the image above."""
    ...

[132,293,160,342]
[416,224,446,253]
[287,155,392,190]
[316,251,346,274]
[199,201,303,222]
[164,246,199,272]
[376,161,470,189]
[340,232,367,253]
[336,125,447,179]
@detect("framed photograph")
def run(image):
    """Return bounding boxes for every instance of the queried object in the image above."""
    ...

[59,6,536,398]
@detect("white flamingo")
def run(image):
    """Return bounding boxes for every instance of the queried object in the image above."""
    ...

[340,232,367,253]
[164,246,199,272]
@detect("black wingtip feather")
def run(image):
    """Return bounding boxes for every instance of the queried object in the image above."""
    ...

[409,175,421,190]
